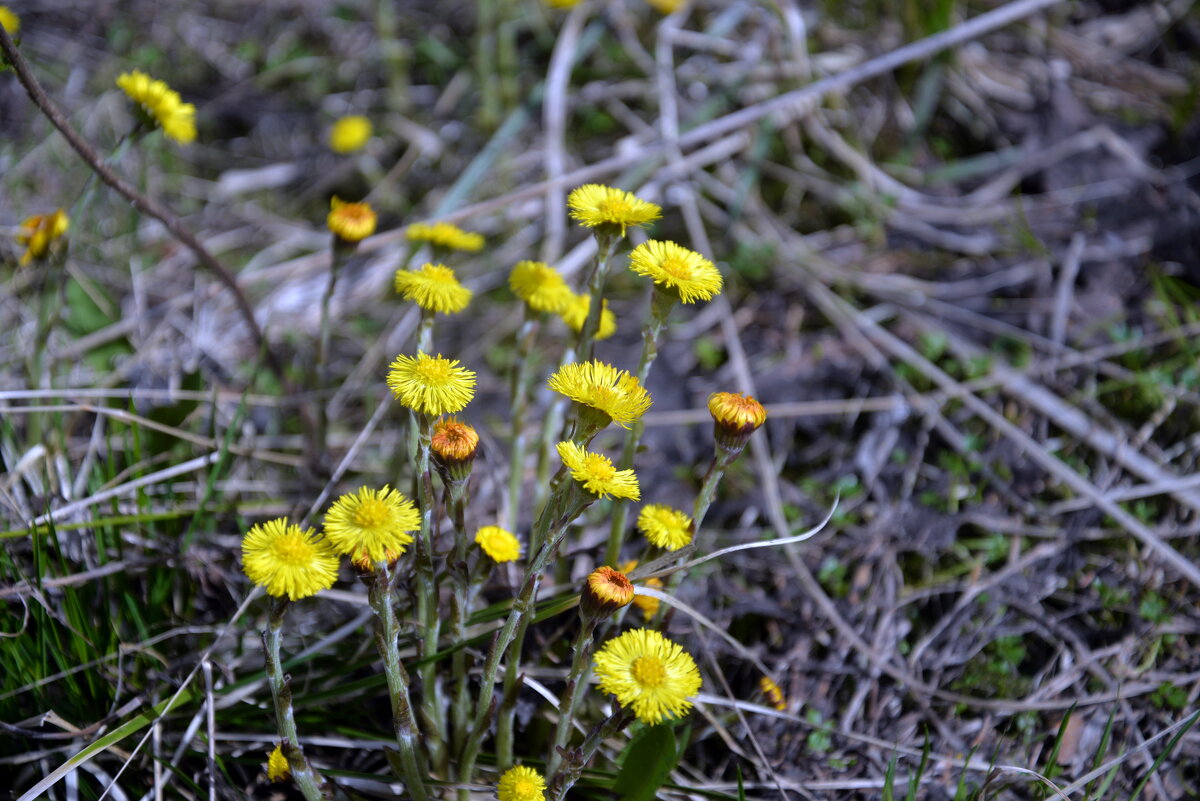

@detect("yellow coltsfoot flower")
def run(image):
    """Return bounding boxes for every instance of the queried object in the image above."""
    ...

[387,353,476,416]
[637,504,693,551]
[241,518,339,601]
[621,559,664,619]
[16,209,69,266]
[548,360,651,430]
[582,566,635,619]
[556,441,640,500]
[329,115,372,153]
[708,391,767,450]
[759,676,787,711]
[322,486,419,563]
[0,5,20,34]
[406,221,484,253]
[594,628,702,724]
[475,525,521,563]
[266,743,290,782]
[327,196,377,243]
[116,70,196,144]
[629,240,722,304]
[394,263,472,314]
[567,184,661,237]
[496,765,546,801]
[559,292,616,340]
[509,260,571,314]
[431,416,480,481]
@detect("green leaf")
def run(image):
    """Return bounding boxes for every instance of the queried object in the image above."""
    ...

[613,724,679,801]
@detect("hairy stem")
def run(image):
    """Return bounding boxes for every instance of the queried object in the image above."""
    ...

[263,598,327,801]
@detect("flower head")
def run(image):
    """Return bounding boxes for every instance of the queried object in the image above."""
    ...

[431,416,479,465]
[16,209,69,266]
[327,196,377,243]
[509,260,572,314]
[548,360,651,430]
[759,676,787,711]
[556,441,640,500]
[387,353,476,416]
[406,221,484,253]
[637,504,693,551]
[621,559,664,619]
[266,744,290,782]
[559,292,616,340]
[496,765,546,801]
[708,391,767,449]
[116,70,196,144]
[329,115,372,153]
[476,525,521,563]
[646,0,684,12]
[594,628,702,724]
[0,6,20,34]
[567,184,661,237]
[323,486,419,564]
[629,240,722,304]
[582,566,635,619]
[394,263,472,314]
[241,518,339,600]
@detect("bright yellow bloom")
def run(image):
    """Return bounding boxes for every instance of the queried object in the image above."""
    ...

[555,441,640,500]
[394,263,472,314]
[594,628,702,724]
[545,0,580,7]
[0,5,19,33]
[322,486,419,563]
[509,260,571,313]
[567,184,661,236]
[759,676,787,711]
[241,518,339,600]
[16,209,69,266]
[327,196,377,243]
[329,115,372,153]
[116,70,196,144]
[559,292,616,340]
[629,240,722,303]
[637,504,693,551]
[406,221,484,252]
[475,525,521,563]
[621,560,663,619]
[497,765,546,801]
[548,360,651,429]
[266,743,290,782]
[645,0,684,12]
[708,392,767,433]
[387,353,476,416]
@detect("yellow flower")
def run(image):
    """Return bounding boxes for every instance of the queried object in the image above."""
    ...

[759,676,786,711]
[475,525,521,563]
[621,560,663,619]
[327,196,377,243]
[387,353,476,416]
[241,518,339,601]
[707,391,767,446]
[582,566,635,619]
[646,0,684,12]
[322,486,419,563]
[497,765,546,801]
[629,240,722,303]
[556,441,640,500]
[559,292,616,340]
[406,221,484,252]
[637,504,693,551]
[0,5,19,33]
[509,260,571,314]
[116,70,196,144]
[266,743,290,782]
[544,0,580,7]
[567,184,661,236]
[16,209,69,266]
[594,628,702,724]
[394,263,472,314]
[329,115,372,153]
[547,360,651,429]
[431,416,479,464]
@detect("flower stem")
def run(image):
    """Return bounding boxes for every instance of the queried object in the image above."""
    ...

[446,479,474,761]
[263,597,328,801]
[575,233,618,362]
[412,411,447,770]
[545,617,598,778]
[548,706,636,801]
[368,569,431,801]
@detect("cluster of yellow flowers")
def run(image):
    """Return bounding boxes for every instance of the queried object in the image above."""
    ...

[116,70,196,144]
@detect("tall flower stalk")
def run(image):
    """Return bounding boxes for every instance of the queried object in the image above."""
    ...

[263,599,328,801]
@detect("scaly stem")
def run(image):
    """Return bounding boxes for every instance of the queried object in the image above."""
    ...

[507,309,541,530]
[446,479,474,762]
[575,233,618,362]
[263,598,328,801]
[545,617,599,777]
[548,706,636,801]
[604,288,675,565]
[412,411,447,770]
[368,569,430,801]
[416,306,435,355]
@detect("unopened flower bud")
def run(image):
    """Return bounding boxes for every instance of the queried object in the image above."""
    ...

[707,392,767,450]
[581,566,635,621]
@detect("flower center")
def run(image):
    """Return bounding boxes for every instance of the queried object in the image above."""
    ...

[415,360,453,382]
[659,256,691,279]
[352,498,391,529]
[271,533,314,565]
[597,197,633,219]
[631,655,667,688]
[584,455,616,480]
